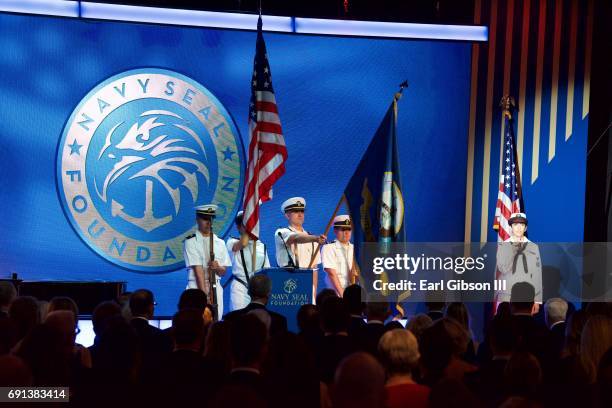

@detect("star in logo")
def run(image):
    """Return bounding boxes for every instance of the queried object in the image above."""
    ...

[68,139,83,155]
[222,147,235,161]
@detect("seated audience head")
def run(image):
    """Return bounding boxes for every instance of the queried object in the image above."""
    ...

[365,293,391,322]
[97,315,141,380]
[419,320,454,384]
[248,274,272,304]
[16,319,74,385]
[48,296,79,323]
[263,331,316,384]
[172,308,204,350]
[378,329,420,377]
[297,304,320,334]
[9,296,40,341]
[229,314,267,369]
[320,296,350,334]
[333,352,385,408]
[129,289,155,319]
[316,288,337,307]
[544,297,568,328]
[178,288,207,312]
[445,302,471,333]
[44,310,77,354]
[343,284,365,316]
[489,315,515,357]
[510,282,536,314]
[439,317,470,357]
[0,355,32,386]
[581,315,612,382]
[406,313,433,341]
[504,352,542,397]
[92,301,121,337]
[0,281,17,312]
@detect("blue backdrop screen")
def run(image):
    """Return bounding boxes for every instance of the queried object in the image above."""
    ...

[0,13,471,315]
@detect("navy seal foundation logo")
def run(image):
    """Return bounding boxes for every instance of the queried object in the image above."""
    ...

[57,68,244,272]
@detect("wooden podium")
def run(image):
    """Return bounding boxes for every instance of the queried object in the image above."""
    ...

[258,268,313,333]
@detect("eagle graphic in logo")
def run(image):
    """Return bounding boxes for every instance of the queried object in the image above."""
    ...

[57,68,244,272]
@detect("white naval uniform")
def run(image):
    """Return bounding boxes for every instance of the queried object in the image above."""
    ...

[275,226,321,302]
[275,226,321,268]
[321,240,354,293]
[184,230,232,319]
[226,237,270,312]
[495,236,543,303]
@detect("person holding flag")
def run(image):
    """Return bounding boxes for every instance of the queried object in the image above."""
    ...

[240,12,288,273]
[275,197,326,301]
[493,96,542,311]
[322,215,357,297]
[496,213,543,308]
[225,211,270,313]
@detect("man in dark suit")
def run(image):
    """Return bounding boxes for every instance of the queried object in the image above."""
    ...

[544,297,568,358]
[509,282,550,366]
[344,284,367,338]
[358,295,391,357]
[215,314,269,406]
[128,289,173,381]
[222,274,287,336]
[466,316,515,406]
[153,309,222,405]
[316,296,358,383]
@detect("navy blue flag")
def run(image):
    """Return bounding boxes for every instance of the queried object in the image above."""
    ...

[343,96,409,313]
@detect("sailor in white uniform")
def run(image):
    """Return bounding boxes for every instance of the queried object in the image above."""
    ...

[496,212,543,310]
[274,197,326,301]
[225,211,270,313]
[183,204,231,320]
[321,215,356,297]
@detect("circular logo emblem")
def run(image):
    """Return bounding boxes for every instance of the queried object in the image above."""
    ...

[57,68,244,273]
[283,279,298,294]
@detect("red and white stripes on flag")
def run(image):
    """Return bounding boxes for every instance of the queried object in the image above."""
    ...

[242,16,288,239]
[493,108,523,242]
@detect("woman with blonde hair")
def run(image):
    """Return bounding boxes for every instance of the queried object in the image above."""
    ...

[378,329,430,408]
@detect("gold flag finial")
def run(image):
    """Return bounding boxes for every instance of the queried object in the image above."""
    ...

[500,95,516,119]
[394,80,409,101]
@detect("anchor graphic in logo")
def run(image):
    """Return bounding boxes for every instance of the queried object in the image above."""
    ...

[94,110,210,233]
[57,68,245,272]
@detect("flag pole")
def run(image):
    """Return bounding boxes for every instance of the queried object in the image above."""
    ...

[307,194,346,269]
[307,81,409,271]
[250,6,263,271]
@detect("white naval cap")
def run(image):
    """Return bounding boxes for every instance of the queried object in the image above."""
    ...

[195,204,218,218]
[281,197,306,214]
[333,215,352,229]
[508,212,527,225]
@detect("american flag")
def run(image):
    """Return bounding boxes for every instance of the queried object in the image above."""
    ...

[493,100,524,242]
[242,16,288,239]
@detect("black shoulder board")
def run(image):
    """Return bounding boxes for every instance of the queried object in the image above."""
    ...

[183,234,196,241]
